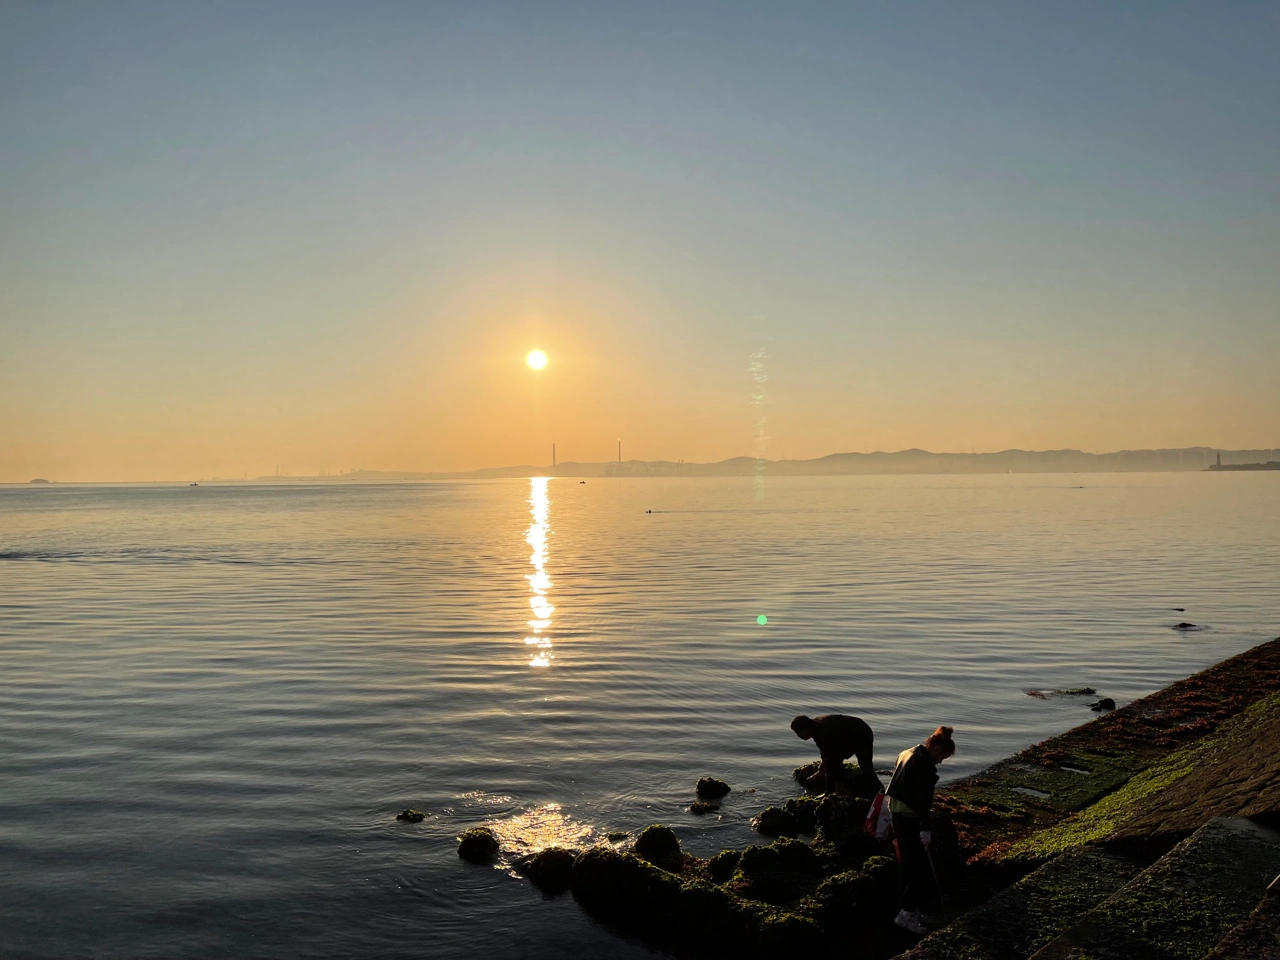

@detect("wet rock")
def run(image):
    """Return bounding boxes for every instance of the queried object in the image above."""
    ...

[696,777,731,799]
[758,911,824,951]
[727,838,826,905]
[605,831,630,843]
[792,759,880,797]
[569,847,684,930]
[689,801,718,815]
[1054,687,1097,696]
[1090,698,1117,712]
[457,826,500,862]
[395,808,425,823]
[801,856,898,931]
[633,824,683,871]
[522,845,579,894]
[783,795,821,832]
[677,880,755,950]
[707,849,741,885]
[1175,622,1199,630]
[751,806,801,838]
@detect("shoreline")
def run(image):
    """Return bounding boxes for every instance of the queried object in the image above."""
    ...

[459,635,1280,958]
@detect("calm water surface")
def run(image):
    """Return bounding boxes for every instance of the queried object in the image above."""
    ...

[1,474,1277,959]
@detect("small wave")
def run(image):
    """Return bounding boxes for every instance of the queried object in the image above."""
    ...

[0,547,324,567]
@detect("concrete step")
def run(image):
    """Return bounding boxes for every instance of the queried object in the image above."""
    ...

[897,846,1144,960]
[1199,876,1280,960]
[1029,817,1280,960]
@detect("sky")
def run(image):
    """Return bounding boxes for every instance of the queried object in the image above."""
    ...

[2,1,1278,481]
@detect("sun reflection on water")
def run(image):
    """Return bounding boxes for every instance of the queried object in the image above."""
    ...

[488,803,596,858]
[524,477,554,667]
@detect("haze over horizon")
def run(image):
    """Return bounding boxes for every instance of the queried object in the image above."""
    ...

[4,2,1278,483]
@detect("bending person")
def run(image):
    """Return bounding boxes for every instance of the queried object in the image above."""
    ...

[886,725,956,935]
[790,714,875,795]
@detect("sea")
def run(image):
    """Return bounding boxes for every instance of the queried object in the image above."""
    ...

[1,473,1277,959]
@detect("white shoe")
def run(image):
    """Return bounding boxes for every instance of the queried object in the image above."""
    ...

[894,909,928,935]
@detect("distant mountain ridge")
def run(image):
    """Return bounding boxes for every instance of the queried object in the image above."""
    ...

[288,446,1279,481]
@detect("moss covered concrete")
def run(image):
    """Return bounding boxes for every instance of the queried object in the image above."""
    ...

[1029,818,1280,960]
[900,846,1144,960]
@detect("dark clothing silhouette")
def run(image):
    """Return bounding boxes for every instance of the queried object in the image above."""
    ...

[892,812,939,913]
[888,744,942,915]
[886,744,940,821]
[806,714,874,792]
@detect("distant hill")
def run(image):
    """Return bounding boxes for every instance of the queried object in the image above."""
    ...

[276,446,1279,482]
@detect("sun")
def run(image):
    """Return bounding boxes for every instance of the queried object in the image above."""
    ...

[526,349,548,370]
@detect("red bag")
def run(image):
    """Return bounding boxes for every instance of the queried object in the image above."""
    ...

[864,791,893,841]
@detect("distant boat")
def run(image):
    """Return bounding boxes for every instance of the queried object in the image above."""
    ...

[190,482,199,486]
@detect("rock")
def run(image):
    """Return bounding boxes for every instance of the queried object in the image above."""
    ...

[783,795,821,832]
[457,826,500,862]
[395,808,425,823]
[758,911,824,951]
[729,839,824,905]
[689,801,718,815]
[1054,687,1097,696]
[792,759,879,796]
[751,806,801,838]
[1090,698,1117,712]
[633,824,683,871]
[605,831,630,842]
[1174,622,1198,630]
[707,849,741,885]
[569,847,685,930]
[801,856,898,931]
[522,845,579,894]
[677,880,755,950]
[696,776,732,799]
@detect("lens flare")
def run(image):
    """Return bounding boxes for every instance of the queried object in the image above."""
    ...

[757,614,768,625]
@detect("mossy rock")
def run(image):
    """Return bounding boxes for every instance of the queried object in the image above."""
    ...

[758,910,825,952]
[677,880,755,950]
[783,795,821,832]
[696,777,731,799]
[569,847,684,931]
[752,806,801,838]
[801,856,898,931]
[729,839,825,905]
[522,845,580,894]
[689,800,718,815]
[457,826,500,862]
[633,824,683,871]
[792,760,882,798]
[707,849,741,885]
[395,808,425,823]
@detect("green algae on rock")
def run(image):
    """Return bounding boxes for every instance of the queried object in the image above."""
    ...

[751,806,801,838]
[521,845,580,894]
[633,824,683,871]
[395,808,425,823]
[457,826,501,862]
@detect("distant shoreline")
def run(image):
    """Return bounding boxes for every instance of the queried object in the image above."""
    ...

[12,445,1280,485]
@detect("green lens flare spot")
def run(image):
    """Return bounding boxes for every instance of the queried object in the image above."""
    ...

[757,614,768,625]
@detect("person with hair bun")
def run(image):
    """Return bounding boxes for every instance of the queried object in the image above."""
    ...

[886,725,956,935]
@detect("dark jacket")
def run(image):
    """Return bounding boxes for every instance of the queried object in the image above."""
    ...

[886,745,939,820]
[810,714,873,761]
